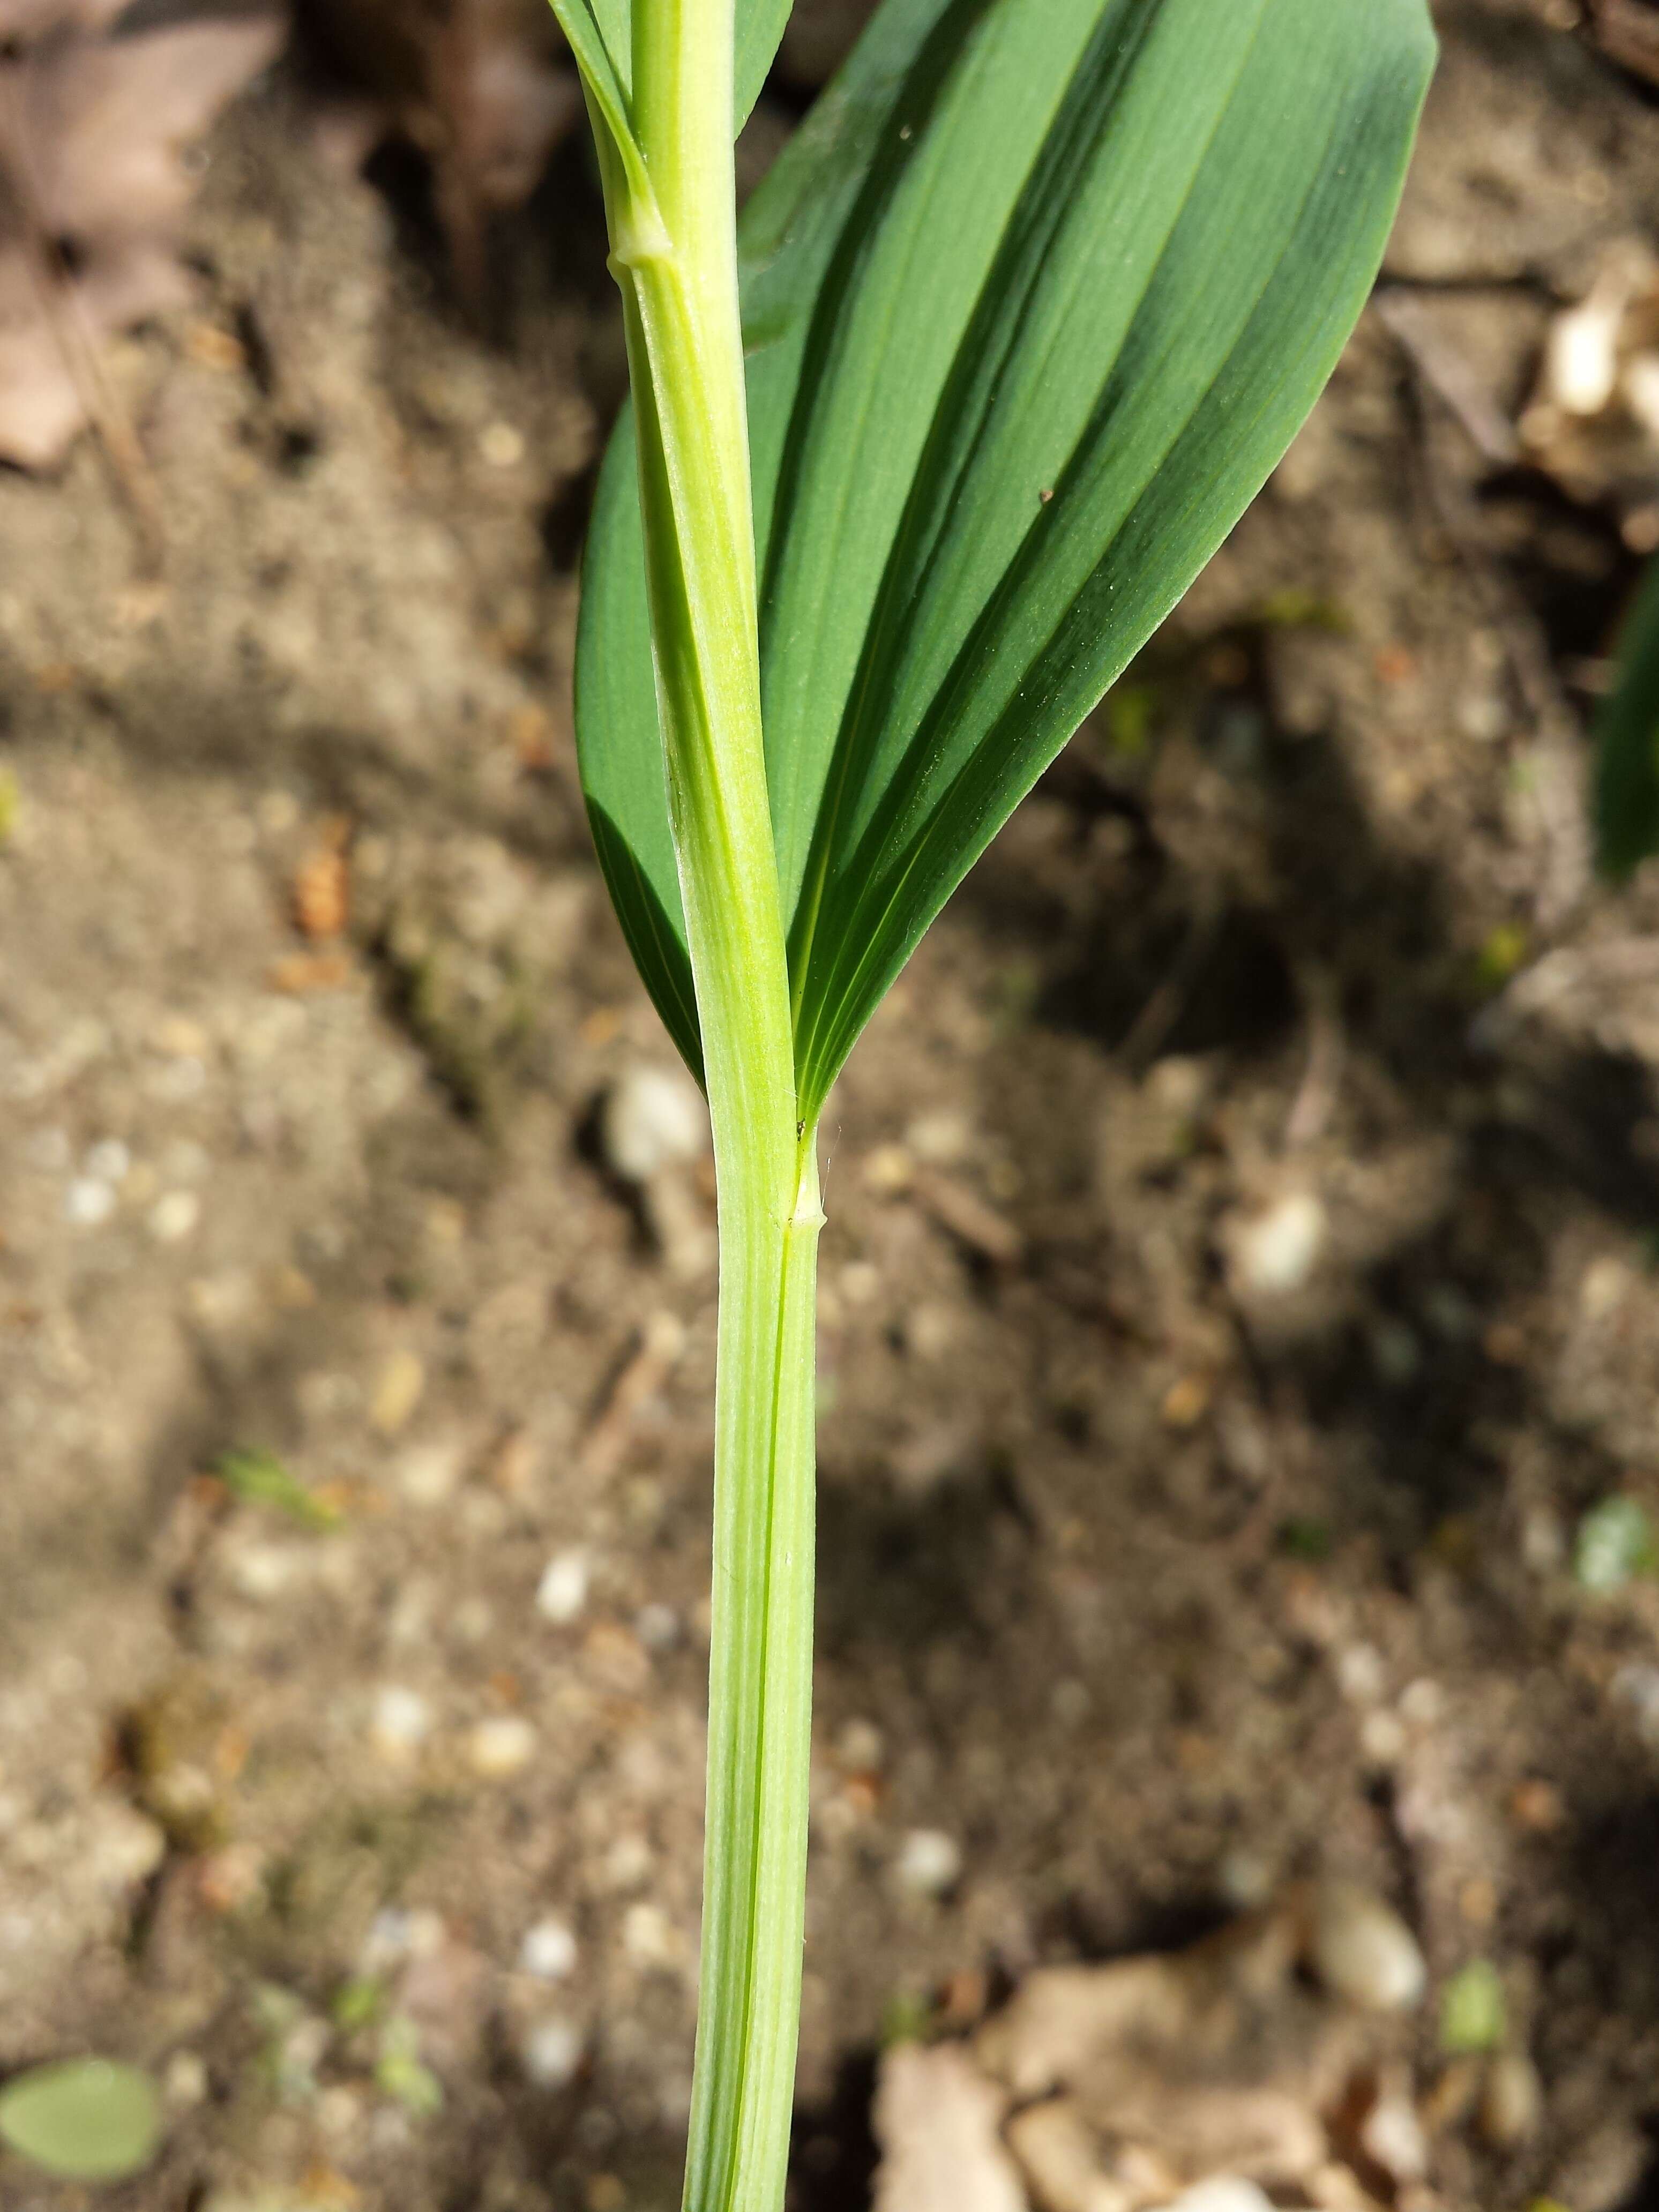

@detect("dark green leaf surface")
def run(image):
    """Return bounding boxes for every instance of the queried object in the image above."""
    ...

[1596,553,1659,881]
[578,0,1435,1112]
[547,0,790,131]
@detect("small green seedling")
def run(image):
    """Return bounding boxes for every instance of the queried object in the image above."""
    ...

[214,1446,341,1531]
[548,2,1434,2206]
[1439,1958,1507,2056]
[1574,1492,1658,1593]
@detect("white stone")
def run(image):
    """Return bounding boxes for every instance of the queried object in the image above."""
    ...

[601,1065,708,1182]
[622,1901,683,1969]
[398,1439,464,1507]
[896,1828,963,1897]
[521,2013,584,2088]
[1309,1880,1426,2012]
[163,2050,209,2109]
[536,1548,591,1625]
[372,1685,432,1760]
[1335,1642,1386,1706]
[1546,282,1625,415]
[1160,2183,1275,2212]
[63,1176,115,1225]
[150,1189,201,1243]
[1233,1190,1327,1295]
[1361,2081,1429,2183]
[520,1917,578,1982]
[88,1803,167,1890]
[468,1715,537,1777]
[230,1542,304,1601]
[836,1718,886,1773]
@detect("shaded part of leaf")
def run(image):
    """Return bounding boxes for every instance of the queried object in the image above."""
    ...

[0,2059,162,2182]
[575,405,698,1072]
[1596,551,1659,881]
[587,792,705,1086]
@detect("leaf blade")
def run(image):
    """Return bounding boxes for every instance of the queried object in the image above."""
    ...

[576,0,1436,1106]
[0,2060,161,2183]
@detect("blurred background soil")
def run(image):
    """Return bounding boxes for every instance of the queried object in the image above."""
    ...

[8,0,1659,2206]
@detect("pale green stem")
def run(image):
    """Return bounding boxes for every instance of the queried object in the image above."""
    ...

[582,7,822,2211]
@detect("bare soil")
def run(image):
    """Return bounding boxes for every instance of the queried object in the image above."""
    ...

[6,3,1659,2207]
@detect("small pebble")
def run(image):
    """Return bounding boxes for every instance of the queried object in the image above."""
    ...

[84,1138,131,1182]
[1359,1710,1407,1767]
[1361,2074,1429,2183]
[163,2050,209,2109]
[63,1176,115,1225]
[835,1718,885,1773]
[1309,1879,1426,2011]
[520,1917,579,1982]
[479,421,526,468]
[536,1548,591,1625]
[150,1189,201,1243]
[1217,1845,1276,1911]
[371,1350,426,1437]
[622,1901,682,1969]
[634,1602,681,1651]
[468,1715,537,1778]
[601,1065,708,1182]
[1161,2183,1275,2212]
[1482,2051,1543,2149]
[521,2013,585,2088]
[1335,1642,1387,1706]
[398,1440,464,1507]
[1610,1661,1659,1749]
[1232,1189,1327,1295]
[231,1541,304,1601]
[372,1686,432,1762]
[896,1828,962,1898]
[153,1015,211,1059]
[89,1803,168,1890]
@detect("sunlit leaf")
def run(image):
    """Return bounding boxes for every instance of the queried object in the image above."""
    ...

[0,2059,162,2183]
[578,0,1435,1115]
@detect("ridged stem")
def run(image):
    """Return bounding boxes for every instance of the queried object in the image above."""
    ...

[579,8,820,2210]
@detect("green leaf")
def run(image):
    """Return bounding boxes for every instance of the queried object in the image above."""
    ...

[1596,552,1659,881]
[214,1447,340,1531]
[547,0,790,134]
[578,0,1434,1113]
[1574,1493,1658,1593]
[1439,1959,1506,2054]
[0,2059,162,2182]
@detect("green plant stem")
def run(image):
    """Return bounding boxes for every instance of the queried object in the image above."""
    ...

[584,6,822,2210]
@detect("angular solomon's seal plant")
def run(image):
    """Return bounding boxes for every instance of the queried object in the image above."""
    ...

[546,2,1436,2206]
